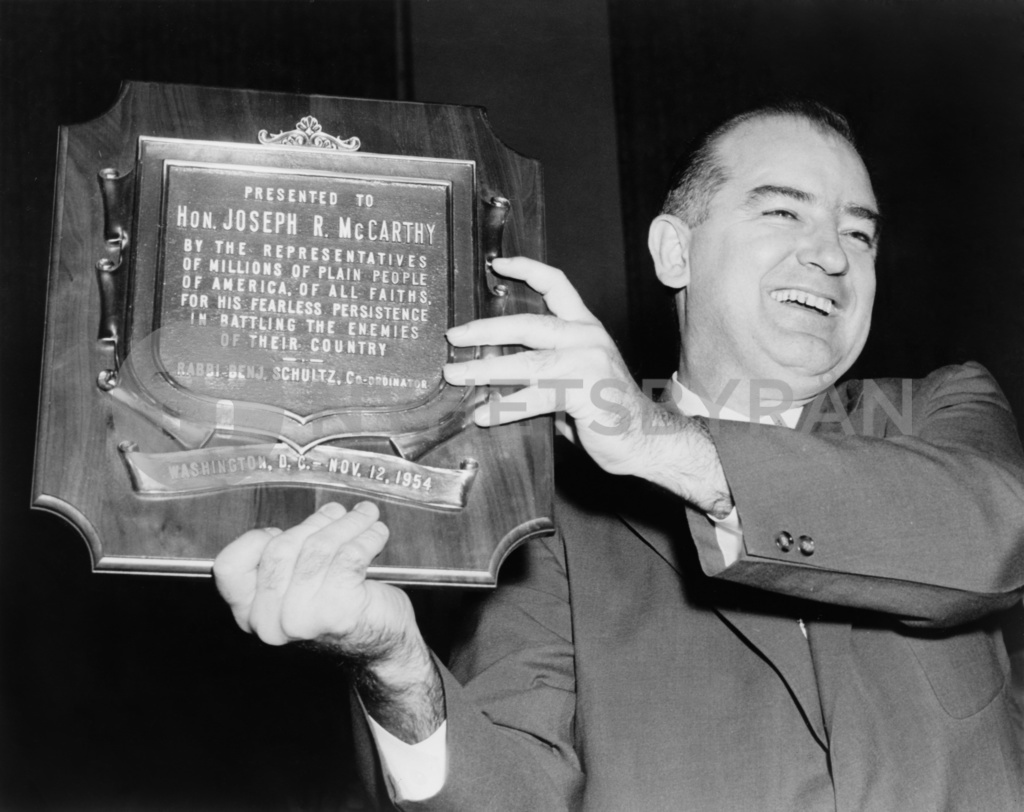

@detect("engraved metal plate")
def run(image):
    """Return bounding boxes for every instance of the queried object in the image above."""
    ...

[124,138,479,454]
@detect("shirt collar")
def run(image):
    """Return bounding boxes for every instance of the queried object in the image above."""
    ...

[669,372,803,428]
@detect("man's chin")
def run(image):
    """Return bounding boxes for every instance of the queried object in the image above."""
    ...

[766,360,850,402]
[766,340,855,388]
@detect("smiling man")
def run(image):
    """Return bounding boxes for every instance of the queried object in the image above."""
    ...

[654,109,878,414]
[214,101,1024,811]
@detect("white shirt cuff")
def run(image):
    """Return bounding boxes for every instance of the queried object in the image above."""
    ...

[366,713,448,803]
[709,506,744,567]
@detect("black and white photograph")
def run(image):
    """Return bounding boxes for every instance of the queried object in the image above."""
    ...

[2,1,1023,809]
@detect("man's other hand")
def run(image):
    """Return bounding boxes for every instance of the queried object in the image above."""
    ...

[214,501,444,742]
[214,500,410,651]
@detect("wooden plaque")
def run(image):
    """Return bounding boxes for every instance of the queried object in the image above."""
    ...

[33,82,553,586]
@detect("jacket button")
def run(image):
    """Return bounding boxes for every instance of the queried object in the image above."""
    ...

[798,535,815,556]
[775,531,793,552]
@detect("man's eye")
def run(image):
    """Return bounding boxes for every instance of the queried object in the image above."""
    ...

[846,230,876,248]
[764,209,798,220]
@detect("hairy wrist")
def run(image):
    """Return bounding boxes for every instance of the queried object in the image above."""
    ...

[356,648,445,743]
[635,409,734,516]
[343,632,445,744]
[296,618,446,744]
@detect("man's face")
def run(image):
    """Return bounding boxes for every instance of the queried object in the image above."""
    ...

[678,115,878,405]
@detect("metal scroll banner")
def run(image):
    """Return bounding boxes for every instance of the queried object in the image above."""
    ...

[33,83,553,585]
[120,443,477,509]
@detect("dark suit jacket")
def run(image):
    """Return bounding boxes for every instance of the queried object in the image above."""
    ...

[358,363,1024,811]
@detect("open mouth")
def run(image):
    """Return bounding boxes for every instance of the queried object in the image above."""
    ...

[770,288,835,316]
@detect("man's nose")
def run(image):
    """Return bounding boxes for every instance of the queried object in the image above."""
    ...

[797,225,848,276]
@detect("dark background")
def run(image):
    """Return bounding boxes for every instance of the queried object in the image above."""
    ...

[2,1,1022,808]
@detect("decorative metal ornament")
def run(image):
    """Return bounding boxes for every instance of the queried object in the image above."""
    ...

[257,116,361,151]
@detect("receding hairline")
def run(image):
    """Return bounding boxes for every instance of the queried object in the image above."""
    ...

[660,102,868,226]
[717,108,858,151]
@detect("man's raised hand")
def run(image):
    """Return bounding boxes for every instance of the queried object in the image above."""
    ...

[214,501,408,650]
[443,257,732,516]
[213,501,444,742]
[444,257,663,475]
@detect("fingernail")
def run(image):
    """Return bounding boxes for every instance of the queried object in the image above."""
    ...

[319,502,346,518]
[473,404,492,426]
[443,363,465,384]
[353,501,378,517]
[447,324,468,340]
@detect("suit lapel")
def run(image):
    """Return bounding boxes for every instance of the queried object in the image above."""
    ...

[617,382,864,749]
[714,603,828,747]
[617,498,828,747]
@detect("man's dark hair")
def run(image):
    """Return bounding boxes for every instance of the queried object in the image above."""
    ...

[661,100,858,226]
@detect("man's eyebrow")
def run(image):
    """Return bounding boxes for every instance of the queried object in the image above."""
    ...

[745,184,813,205]
[844,204,882,230]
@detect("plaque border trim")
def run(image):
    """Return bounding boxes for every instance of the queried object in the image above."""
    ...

[35,492,555,587]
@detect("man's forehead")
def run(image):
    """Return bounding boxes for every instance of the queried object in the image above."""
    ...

[718,113,854,157]
[716,114,875,202]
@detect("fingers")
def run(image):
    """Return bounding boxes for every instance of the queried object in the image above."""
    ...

[443,259,618,402]
[446,313,609,351]
[251,501,348,596]
[213,526,283,631]
[248,501,386,645]
[489,257,597,323]
[290,501,378,586]
[470,378,630,427]
[281,517,393,647]
[472,384,567,426]
[281,503,386,622]
[445,345,607,390]
[218,501,392,647]
[446,349,548,387]
[321,518,390,596]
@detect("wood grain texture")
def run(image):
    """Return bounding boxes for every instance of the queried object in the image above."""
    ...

[33,81,552,585]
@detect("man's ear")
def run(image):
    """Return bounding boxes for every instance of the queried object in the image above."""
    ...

[648,214,692,290]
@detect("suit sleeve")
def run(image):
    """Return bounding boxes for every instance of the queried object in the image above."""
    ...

[687,362,1024,627]
[354,531,583,812]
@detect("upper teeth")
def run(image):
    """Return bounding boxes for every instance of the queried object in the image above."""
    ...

[770,289,834,315]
